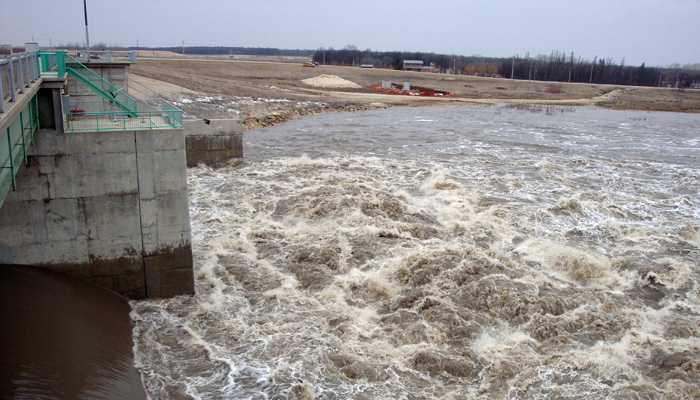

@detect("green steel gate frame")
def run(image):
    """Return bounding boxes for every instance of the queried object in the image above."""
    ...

[0,95,39,209]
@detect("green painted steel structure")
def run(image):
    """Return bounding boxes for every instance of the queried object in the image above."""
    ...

[64,99,183,132]
[37,51,138,117]
[64,53,138,117]
[35,51,182,133]
[0,96,39,209]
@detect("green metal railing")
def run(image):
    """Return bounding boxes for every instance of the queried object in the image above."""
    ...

[34,51,183,133]
[37,51,138,117]
[64,99,182,132]
[64,53,137,117]
[1,95,39,208]
[37,51,61,76]
[161,99,182,127]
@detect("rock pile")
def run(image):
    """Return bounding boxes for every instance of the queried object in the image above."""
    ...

[243,103,389,130]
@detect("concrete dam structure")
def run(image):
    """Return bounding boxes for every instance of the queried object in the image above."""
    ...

[1,47,244,398]
[1,50,241,299]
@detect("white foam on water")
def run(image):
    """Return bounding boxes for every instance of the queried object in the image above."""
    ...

[131,105,700,399]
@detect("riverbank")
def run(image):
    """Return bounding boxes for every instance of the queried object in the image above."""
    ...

[128,58,700,130]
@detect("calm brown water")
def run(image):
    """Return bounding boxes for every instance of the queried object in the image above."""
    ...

[132,104,699,399]
[0,265,146,399]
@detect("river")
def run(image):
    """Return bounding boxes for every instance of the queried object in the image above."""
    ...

[131,104,700,399]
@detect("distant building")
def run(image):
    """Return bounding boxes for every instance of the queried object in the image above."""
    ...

[24,42,39,52]
[403,60,435,72]
[403,60,423,71]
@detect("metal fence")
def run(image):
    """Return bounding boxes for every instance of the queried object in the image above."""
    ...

[64,52,137,114]
[0,52,39,113]
[64,98,182,132]
[80,50,136,63]
[1,96,39,208]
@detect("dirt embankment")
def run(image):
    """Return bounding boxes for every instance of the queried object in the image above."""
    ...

[127,58,700,130]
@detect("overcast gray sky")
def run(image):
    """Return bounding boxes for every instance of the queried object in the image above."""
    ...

[1,0,698,67]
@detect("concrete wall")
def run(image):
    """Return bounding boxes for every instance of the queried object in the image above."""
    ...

[65,63,130,113]
[0,127,194,299]
[184,119,243,167]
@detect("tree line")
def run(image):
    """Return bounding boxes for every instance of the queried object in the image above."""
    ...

[55,43,126,51]
[313,46,700,88]
[143,46,312,57]
[312,45,502,73]
[49,45,312,58]
[502,51,699,87]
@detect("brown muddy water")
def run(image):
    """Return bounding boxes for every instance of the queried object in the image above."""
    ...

[129,104,697,399]
[0,265,146,399]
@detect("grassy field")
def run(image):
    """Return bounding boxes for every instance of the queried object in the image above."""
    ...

[128,57,700,129]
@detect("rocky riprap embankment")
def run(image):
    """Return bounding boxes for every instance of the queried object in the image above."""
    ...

[243,102,391,130]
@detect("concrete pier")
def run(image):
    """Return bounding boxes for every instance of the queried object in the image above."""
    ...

[1,52,195,299]
[0,128,194,299]
[184,119,243,167]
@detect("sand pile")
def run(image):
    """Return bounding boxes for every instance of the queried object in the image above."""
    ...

[302,74,361,89]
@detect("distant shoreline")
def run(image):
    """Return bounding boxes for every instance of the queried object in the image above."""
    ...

[127,57,700,131]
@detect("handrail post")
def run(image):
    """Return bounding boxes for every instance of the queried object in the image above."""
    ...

[56,50,66,77]
[19,112,27,163]
[32,96,39,137]
[30,53,37,81]
[29,96,35,143]
[7,56,16,102]
[22,54,30,87]
[39,51,47,76]
[0,64,5,113]
[6,127,16,190]
[17,56,25,94]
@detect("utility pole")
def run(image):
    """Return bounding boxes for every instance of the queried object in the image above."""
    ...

[511,56,515,79]
[84,0,91,61]
[182,40,185,55]
[590,56,596,83]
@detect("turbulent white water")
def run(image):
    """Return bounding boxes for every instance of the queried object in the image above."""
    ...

[131,104,700,399]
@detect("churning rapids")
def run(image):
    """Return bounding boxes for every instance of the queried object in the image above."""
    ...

[131,104,700,399]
